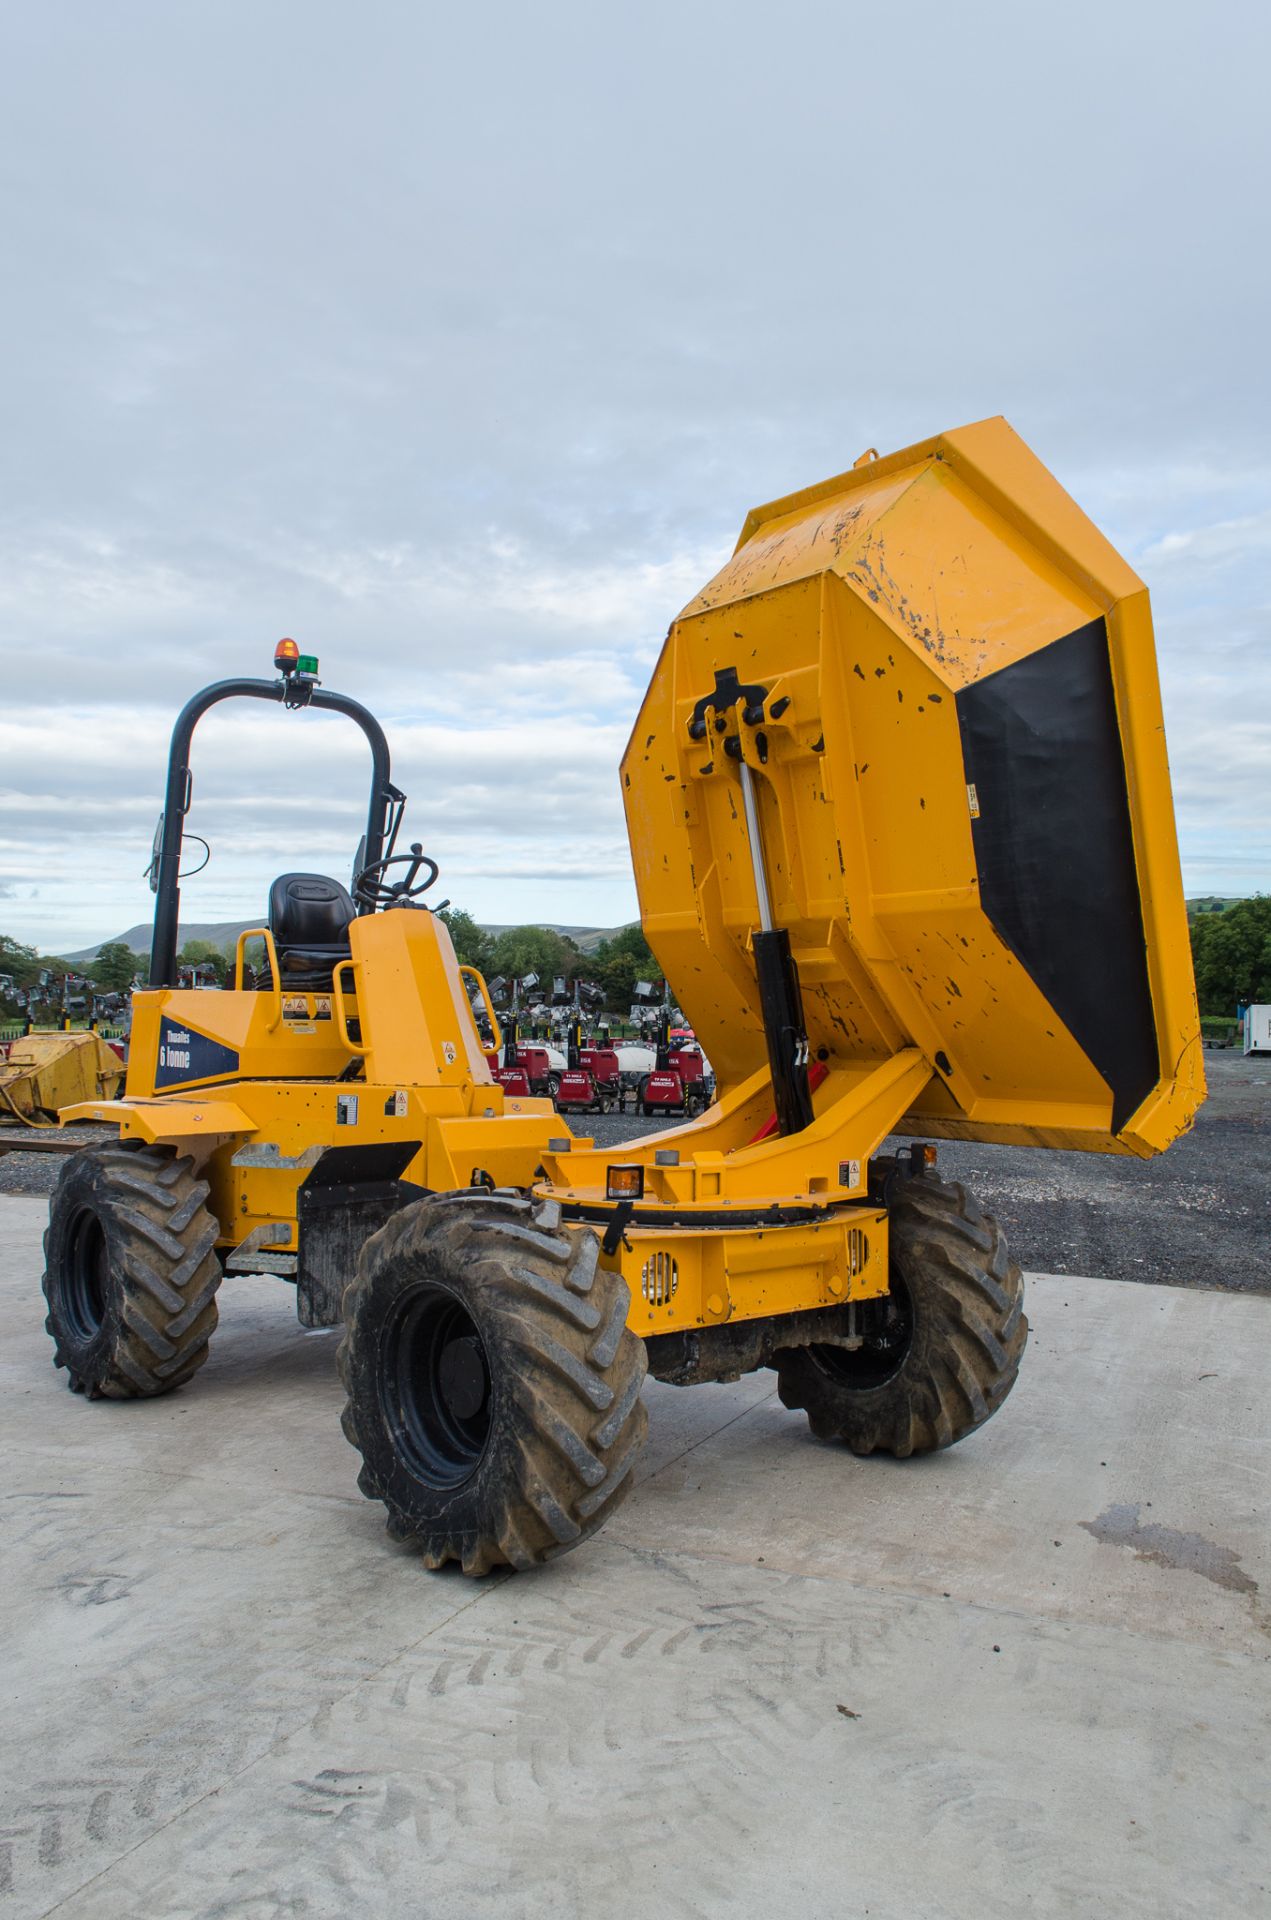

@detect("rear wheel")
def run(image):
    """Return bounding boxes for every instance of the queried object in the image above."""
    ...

[43,1142,222,1398]
[775,1171,1026,1455]
[338,1191,648,1573]
[546,1072,561,1100]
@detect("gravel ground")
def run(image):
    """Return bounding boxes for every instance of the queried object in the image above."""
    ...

[2,1053,1264,1291]
[0,1124,112,1197]
[569,1109,681,1151]
[925,1050,1269,1294]
[578,1057,1270,1293]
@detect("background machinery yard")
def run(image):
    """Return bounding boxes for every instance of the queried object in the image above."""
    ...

[1,1028,125,1129]
[42,421,1203,1574]
[632,1009,713,1118]
[552,1015,624,1115]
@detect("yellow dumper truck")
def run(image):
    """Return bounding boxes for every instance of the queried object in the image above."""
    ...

[44,420,1203,1572]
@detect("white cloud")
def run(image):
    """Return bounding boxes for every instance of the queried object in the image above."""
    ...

[1141,506,1271,569]
[1,3,1268,950]
[0,702,637,950]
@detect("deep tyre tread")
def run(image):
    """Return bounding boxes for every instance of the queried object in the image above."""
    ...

[43,1143,222,1399]
[776,1171,1027,1457]
[337,1191,648,1575]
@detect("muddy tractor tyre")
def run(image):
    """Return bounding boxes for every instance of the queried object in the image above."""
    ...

[43,1142,222,1399]
[776,1172,1027,1456]
[337,1191,648,1575]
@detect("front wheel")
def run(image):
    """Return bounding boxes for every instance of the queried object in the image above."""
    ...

[338,1192,648,1574]
[775,1171,1026,1456]
[43,1142,222,1398]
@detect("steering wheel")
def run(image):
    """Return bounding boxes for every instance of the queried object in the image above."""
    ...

[354,842,440,908]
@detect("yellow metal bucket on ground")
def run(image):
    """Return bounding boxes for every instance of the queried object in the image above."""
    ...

[0,1031,125,1127]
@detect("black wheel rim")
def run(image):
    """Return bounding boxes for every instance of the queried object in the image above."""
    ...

[381,1283,493,1489]
[64,1208,109,1342]
[807,1274,915,1392]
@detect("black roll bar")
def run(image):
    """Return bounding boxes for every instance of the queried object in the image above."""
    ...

[148,677,397,989]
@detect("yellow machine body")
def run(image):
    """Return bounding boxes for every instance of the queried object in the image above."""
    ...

[1,1030,124,1127]
[539,417,1203,1330]
[68,913,564,1278]
[69,910,891,1338]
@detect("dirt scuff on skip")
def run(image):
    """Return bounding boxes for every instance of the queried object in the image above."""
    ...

[1081,1502,1258,1596]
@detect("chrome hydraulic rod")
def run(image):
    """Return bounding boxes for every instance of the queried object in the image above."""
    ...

[736,755,814,1136]
[738,760,775,933]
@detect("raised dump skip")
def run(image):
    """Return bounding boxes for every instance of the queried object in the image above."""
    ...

[623,417,1204,1156]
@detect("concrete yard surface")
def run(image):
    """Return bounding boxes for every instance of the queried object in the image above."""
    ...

[1,1194,1268,1919]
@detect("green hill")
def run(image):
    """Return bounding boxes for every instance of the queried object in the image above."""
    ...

[63,918,634,964]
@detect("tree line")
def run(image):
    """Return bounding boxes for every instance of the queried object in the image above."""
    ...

[2,919,666,1020]
[1187,895,1270,1015]
[438,912,664,1013]
[0,933,224,1016]
[6,896,1266,1023]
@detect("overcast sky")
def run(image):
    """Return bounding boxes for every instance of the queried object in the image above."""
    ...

[2,2,1268,954]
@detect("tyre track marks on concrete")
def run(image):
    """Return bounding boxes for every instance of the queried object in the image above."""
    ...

[7,1576,511,1919]
[35,1564,872,1917]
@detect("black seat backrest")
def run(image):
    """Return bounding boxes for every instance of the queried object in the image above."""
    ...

[268,873,356,957]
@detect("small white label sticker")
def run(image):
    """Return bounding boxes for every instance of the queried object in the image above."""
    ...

[838,1159,861,1189]
[336,1094,359,1126]
[966,782,981,819]
[390,1091,407,1117]
[442,1041,457,1066]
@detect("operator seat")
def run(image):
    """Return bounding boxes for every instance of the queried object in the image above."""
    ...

[268,872,356,986]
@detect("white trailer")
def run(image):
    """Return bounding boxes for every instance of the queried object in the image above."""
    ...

[1243,1005,1271,1054]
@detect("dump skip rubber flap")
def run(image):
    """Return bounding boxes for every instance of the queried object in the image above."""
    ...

[956,617,1160,1135]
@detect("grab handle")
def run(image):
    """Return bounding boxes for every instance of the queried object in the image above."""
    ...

[234,927,283,1033]
[459,965,502,1054]
[332,960,369,1058]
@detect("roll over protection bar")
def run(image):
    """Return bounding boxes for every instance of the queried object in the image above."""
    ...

[148,676,399,989]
